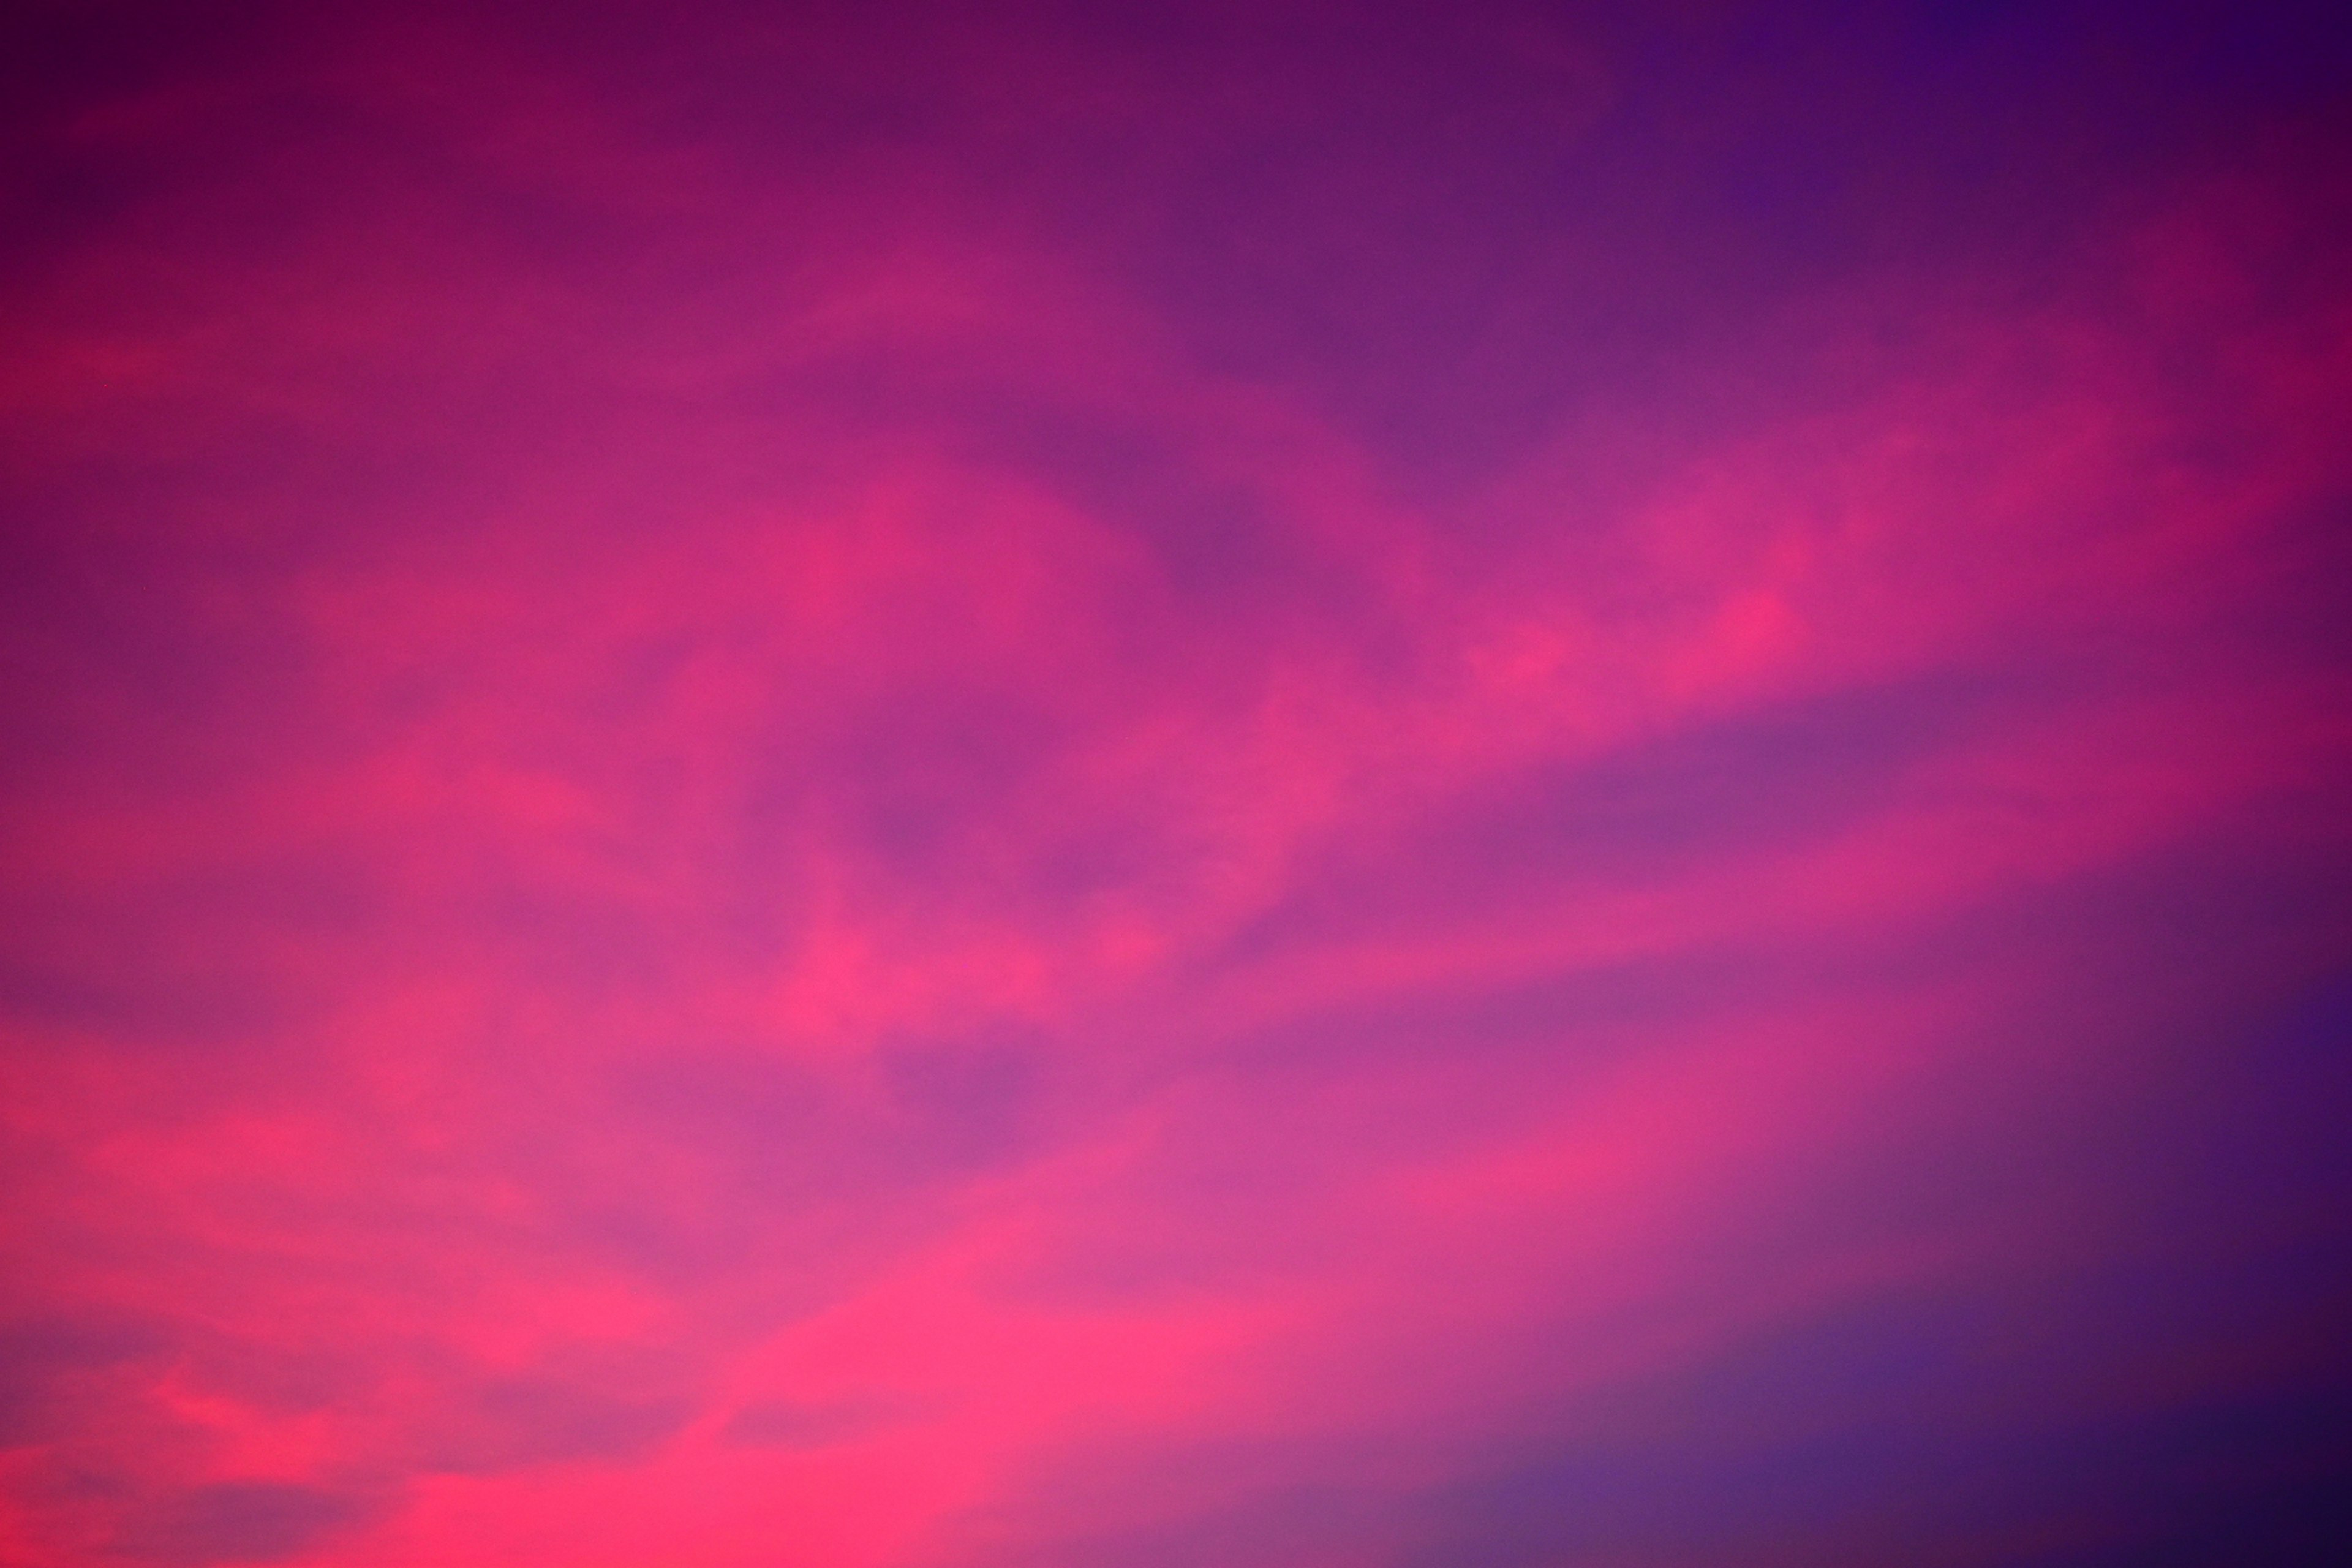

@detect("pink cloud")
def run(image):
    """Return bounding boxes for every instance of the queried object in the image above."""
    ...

[3,4,2348,1565]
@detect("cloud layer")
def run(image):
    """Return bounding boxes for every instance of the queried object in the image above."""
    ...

[4,2,2350,1564]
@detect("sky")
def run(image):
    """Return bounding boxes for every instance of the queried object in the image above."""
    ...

[2,2,2350,1564]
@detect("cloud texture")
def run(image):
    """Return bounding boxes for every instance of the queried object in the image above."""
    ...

[4,2,2350,1564]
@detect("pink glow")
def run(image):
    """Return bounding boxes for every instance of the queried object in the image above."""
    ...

[4,4,2350,1564]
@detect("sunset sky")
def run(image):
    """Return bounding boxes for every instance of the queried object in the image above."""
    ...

[4,2,2350,1564]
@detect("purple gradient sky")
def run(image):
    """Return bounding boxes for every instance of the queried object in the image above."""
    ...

[4,2,2351,1565]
